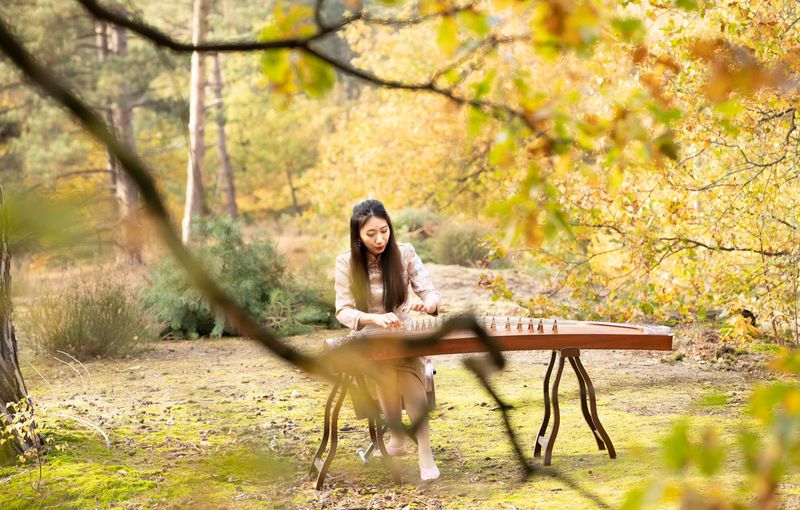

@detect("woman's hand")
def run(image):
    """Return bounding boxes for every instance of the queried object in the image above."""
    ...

[366,312,403,329]
[406,297,438,315]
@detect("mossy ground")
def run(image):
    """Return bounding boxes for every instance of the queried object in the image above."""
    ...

[1,329,795,509]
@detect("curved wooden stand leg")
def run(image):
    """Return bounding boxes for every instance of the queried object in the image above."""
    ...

[534,350,557,458]
[543,354,566,466]
[310,377,342,477]
[573,357,616,459]
[568,356,606,451]
[315,375,351,490]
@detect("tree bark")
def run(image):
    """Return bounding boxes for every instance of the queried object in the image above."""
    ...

[286,169,301,216]
[0,186,40,463]
[181,0,210,244]
[210,52,238,218]
[95,13,142,263]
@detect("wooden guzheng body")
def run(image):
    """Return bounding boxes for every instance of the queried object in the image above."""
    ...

[310,317,673,489]
[325,317,673,359]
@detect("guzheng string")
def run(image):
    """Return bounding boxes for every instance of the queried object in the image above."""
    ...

[326,316,580,348]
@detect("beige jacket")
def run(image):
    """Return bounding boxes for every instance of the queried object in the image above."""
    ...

[335,243,441,330]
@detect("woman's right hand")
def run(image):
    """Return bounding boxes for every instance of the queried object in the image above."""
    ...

[366,312,402,329]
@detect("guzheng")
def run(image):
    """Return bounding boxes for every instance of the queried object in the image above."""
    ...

[324,316,673,359]
[310,316,673,489]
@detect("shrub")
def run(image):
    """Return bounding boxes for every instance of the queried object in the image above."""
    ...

[142,217,335,339]
[430,222,492,267]
[393,208,440,238]
[393,209,440,262]
[22,278,155,359]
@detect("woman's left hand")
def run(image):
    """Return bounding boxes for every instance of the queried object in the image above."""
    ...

[407,298,438,315]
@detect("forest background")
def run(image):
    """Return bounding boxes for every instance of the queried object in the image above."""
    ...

[0,0,799,508]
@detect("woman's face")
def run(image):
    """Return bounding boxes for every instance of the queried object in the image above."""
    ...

[359,216,390,256]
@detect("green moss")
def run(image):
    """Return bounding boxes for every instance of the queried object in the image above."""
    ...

[1,336,788,509]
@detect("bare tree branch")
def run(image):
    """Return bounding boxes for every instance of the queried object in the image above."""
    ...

[361,1,479,26]
[52,169,111,180]
[75,0,344,51]
[656,236,789,257]
[74,0,545,135]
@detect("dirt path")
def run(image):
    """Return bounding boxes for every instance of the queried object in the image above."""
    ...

[425,263,537,316]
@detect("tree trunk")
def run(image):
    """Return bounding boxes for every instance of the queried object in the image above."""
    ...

[210,53,238,218]
[286,169,301,216]
[95,13,142,263]
[0,186,40,463]
[181,0,210,244]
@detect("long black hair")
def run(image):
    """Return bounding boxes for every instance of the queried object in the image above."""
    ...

[349,199,406,312]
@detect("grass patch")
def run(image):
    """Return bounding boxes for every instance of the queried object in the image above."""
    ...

[0,336,785,509]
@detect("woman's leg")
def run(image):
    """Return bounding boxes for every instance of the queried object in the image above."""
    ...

[375,370,406,452]
[398,371,439,480]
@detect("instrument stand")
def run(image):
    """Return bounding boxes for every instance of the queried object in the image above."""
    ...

[534,348,616,466]
[310,348,618,489]
[309,374,402,490]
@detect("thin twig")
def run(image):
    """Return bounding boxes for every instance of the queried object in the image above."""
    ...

[52,355,85,389]
[56,350,93,389]
[25,360,55,395]
[52,412,111,449]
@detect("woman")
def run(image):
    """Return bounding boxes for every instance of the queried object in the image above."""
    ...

[334,199,441,481]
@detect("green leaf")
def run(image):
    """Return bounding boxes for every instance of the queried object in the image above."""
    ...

[259,5,316,40]
[619,486,648,510]
[675,0,699,10]
[611,17,645,44]
[295,54,336,98]
[654,131,679,160]
[648,103,682,124]
[771,348,800,374]
[437,15,459,57]
[713,99,743,118]
[749,383,792,424]
[694,427,725,476]
[467,106,491,136]
[471,69,496,100]
[443,68,461,86]
[716,118,740,136]
[662,420,691,472]
[459,10,490,36]
[260,50,291,84]
[737,430,761,473]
